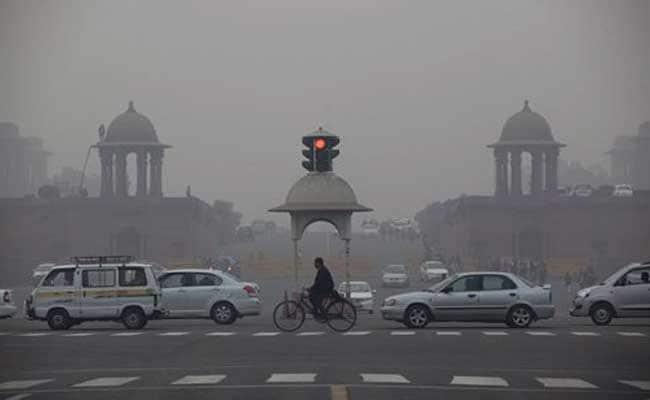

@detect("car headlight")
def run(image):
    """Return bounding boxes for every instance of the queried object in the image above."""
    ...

[384,299,397,307]
[576,289,590,298]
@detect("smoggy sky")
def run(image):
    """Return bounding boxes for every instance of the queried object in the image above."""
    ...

[1,0,648,224]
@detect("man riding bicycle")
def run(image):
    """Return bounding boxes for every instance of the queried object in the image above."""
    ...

[308,257,334,321]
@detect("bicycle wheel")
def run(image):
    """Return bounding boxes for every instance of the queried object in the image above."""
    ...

[273,300,305,332]
[325,299,357,332]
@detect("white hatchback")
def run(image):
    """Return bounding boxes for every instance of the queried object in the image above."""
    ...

[338,281,375,314]
[158,269,262,324]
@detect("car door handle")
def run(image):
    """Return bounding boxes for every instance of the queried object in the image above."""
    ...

[467,294,477,298]
[509,293,517,297]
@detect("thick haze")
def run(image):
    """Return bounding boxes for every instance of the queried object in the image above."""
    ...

[1,0,648,224]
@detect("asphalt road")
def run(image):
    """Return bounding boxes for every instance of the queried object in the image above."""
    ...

[1,275,649,400]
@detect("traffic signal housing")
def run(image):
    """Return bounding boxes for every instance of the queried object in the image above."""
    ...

[301,128,340,173]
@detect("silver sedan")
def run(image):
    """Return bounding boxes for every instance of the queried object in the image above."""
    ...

[158,269,262,325]
[381,272,554,328]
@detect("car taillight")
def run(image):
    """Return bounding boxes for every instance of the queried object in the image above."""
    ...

[243,285,257,297]
[2,291,10,303]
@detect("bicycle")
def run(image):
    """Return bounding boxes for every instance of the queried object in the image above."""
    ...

[273,289,357,333]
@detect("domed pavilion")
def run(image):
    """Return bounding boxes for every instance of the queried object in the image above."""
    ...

[96,101,171,198]
[488,100,565,197]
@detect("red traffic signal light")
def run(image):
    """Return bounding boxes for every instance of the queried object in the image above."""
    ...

[314,138,326,150]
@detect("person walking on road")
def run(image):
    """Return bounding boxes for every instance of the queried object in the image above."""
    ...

[308,257,334,321]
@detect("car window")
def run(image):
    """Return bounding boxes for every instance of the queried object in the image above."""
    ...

[482,275,517,291]
[194,273,222,287]
[160,273,185,288]
[447,276,481,292]
[623,267,650,286]
[385,265,406,273]
[42,269,74,287]
[82,269,116,288]
[119,267,148,287]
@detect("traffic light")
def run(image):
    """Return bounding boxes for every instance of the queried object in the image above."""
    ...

[301,130,340,172]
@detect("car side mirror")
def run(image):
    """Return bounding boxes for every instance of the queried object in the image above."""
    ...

[372,290,377,294]
[441,287,451,294]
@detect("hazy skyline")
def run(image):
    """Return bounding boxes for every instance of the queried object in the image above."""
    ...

[1,0,648,224]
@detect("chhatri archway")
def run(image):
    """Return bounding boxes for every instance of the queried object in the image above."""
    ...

[270,128,371,292]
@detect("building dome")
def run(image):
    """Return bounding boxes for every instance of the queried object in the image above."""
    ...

[639,121,650,138]
[498,100,555,143]
[270,172,371,212]
[104,101,159,143]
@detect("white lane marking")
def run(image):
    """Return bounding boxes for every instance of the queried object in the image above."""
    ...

[390,331,416,336]
[205,332,236,336]
[619,380,650,390]
[62,333,96,337]
[535,378,597,389]
[171,375,226,385]
[525,331,556,336]
[342,331,371,336]
[618,332,646,337]
[18,333,52,337]
[361,374,410,384]
[252,332,281,337]
[73,377,140,387]
[110,332,145,337]
[157,332,190,336]
[436,331,461,336]
[451,376,509,387]
[0,332,13,336]
[482,331,509,336]
[570,331,600,336]
[5,393,33,400]
[0,380,52,390]
[296,332,325,336]
[267,373,317,383]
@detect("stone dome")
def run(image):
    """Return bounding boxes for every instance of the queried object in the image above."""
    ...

[270,172,371,212]
[104,101,159,143]
[639,121,650,138]
[498,100,555,143]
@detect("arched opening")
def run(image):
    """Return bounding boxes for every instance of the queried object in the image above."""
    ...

[301,220,342,261]
[116,226,141,257]
[126,152,137,197]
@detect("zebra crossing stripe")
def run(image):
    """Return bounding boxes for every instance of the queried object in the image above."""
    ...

[73,377,140,387]
[253,332,281,337]
[267,373,317,383]
[619,380,650,390]
[535,377,597,389]
[570,332,600,336]
[172,375,226,385]
[0,379,53,390]
[526,331,555,336]
[110,332,145,337]
[617,332,646,337]
[297,332,325,336]
[436,331,461,336]
[205,332,236,336]
[62,333,96,337]
[361,374,410,384]
[482,331,508,336]
[390,331,416,336]
[157,332,190,336]
[342,331,371,336]
[19,333,52,337]
[451,376,509,387]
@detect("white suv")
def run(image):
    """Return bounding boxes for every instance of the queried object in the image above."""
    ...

[570,262,650,325]
[26,256,162,330]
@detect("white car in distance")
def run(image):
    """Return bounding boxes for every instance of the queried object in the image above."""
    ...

[419,261,449,283]
[338,281,375,314]
[382,264,410,287]
[613,184,634,197]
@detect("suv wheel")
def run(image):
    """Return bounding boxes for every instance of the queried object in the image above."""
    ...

[590,303,613,326]
[507,305,533,328]
[404,304,430,329]
[212,302,237,325]
[122,307,147,330]
[47,309,72,330]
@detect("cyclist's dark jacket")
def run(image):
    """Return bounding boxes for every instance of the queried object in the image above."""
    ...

[310,265,334,294]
